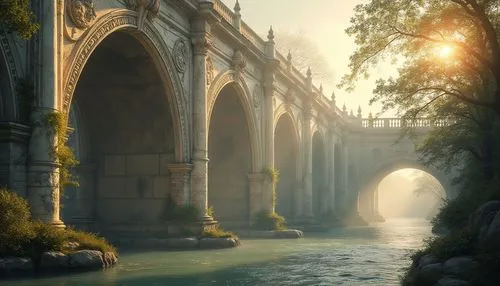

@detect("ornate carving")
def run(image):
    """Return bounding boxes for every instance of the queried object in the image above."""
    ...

[0,31,19,108]
[231,49,246,77]
[206,56,214,86]
[125,0,160,30]
[67,0,97,29]
[191,36,211,56]
[284,88,295,105]
[173,39,187,73]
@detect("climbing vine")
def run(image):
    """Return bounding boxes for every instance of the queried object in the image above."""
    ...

[43,111,79,193]
[264,167,280,211]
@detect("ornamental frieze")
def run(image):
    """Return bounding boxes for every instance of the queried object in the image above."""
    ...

[173,39,187,74]
[64,0,97,41]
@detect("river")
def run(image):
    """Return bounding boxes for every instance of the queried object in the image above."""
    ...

[1,218,432,286]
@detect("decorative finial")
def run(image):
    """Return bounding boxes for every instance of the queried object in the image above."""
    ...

[368,112,373,119]
[306,67,312,78]
[319,84,323,93]
[350,109,354,117]
[287,50,292,62]
[234,0,240,13]
[267,26,274,42]
[357,106,362,118]
[331,91,336,103]
[342,103,347,113]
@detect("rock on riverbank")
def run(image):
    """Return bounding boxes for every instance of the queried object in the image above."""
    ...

[113,236,240,250]
[0,250,118,277]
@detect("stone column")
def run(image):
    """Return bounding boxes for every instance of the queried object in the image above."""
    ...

[328,129,336,213]
[302,108,314,218]
[262,27,278,213]
[190,24,212,220]
[340,143,349,214]
[168,163,193,205]
[248,172,264,219]
[27,0,64,227]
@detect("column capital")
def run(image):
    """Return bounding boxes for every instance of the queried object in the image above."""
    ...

[191,34,212,55]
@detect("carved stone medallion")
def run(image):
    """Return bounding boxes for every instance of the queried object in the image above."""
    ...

[67,0,97,29]
[173,39,187,73]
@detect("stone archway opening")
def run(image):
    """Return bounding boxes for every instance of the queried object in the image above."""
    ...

[312,131,327,218]
[66,31,178,236]
[358,167,446,222]
[274,113,298,219]
[208,83,252,227]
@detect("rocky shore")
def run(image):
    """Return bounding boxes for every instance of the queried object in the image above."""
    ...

[112,236,240,250]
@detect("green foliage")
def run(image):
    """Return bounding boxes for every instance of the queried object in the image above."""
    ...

[0,0,39,39]
[252,210,286,231]
[44,112,80,194]
[0,188,35,257]
[162,194,200,223]
[0,188,117,259]
[424,228,477,261]
[207,205,215,218]
[202,225,238,239]
[264,168,280,210]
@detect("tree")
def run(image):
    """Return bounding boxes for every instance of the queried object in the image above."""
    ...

[274,30,335,85]
[411,172,446,201]
[0,0,39,39]
[340,0,500,118]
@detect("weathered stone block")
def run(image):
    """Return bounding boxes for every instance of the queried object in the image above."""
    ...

[153,176,170,198]
[167,238,199,249]
[126,154,159,175]
[104,155,126,176]
[97,177,126,198]
[125,176,154,198]
[199,238,239,249]
[40,251,69,269]
[0,257,33,275]
[68,250,104,269]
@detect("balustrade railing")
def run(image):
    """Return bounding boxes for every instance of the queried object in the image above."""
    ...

[361,118,452,128]
[213,0,235,26]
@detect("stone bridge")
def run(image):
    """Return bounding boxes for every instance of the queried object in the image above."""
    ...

[0,0,457,233]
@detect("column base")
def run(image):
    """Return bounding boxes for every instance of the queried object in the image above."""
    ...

[50,219,66,228]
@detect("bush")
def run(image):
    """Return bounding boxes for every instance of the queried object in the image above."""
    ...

[162,194,200,223]
[202,225,237,239]
[424,228,477,261]
[252,211,286,231]
[0,188,35,257]
[0,188,117,260]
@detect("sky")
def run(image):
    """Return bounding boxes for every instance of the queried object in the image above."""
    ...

[220,0,387,117]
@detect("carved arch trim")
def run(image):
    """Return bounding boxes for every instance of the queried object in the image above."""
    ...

[62,9,189,161]
[207,69,262,170]
[0,30,21,120]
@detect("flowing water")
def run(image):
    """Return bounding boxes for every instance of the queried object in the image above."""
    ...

[2,218,433,286]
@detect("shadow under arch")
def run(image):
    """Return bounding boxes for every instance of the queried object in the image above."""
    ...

[357,158,450,222]
[0,30,22,121]
[274,111,300,218]
[63,9,188,161]
[207,72,260,226]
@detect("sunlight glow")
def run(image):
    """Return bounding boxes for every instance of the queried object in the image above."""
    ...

[437,44,454,59]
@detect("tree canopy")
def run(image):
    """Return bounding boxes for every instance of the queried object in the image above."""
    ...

[341,0,500,118]
[0,0,39,39]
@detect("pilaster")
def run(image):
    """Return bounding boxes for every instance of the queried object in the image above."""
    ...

[248,172,264,217]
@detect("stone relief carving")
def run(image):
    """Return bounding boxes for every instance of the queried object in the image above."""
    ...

[206,56,214,86]
[64,0,96,41]
[252,84,262,108]
[125,0,160,30]
[231,49,246,78]
[173,39,187,73]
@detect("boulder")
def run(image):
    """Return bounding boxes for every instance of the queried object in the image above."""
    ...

[199,238,239,249]
[442,256,478,279]
[434,277,469,286]
[419,254,439,269]
[0,257,33,276]
[68,250,104,269]
[103,252,118,268]
[167,237,199,249]
[40,252,69,269]
[468,201,500,230]
[419,263,443,284]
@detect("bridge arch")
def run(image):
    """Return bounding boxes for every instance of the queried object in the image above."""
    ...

[63,10,188,161]
[0,31,22,121]
[312,130,328,217]
[274,111,300,218]
[63,12,189,233]
[207,71,261,226]
[357,157,450,222]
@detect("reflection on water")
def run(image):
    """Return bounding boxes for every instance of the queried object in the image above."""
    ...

[1,218,432,286]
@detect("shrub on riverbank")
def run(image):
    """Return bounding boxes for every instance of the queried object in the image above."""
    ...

[251,211,286,231]
[202,225,238,239]
[0,188,117,260]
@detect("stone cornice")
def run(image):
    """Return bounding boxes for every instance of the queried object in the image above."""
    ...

[0,122,31,143]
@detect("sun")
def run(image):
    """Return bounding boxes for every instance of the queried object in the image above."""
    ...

[437,45,454,58]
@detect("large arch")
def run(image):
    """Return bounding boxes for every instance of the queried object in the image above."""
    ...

[274,112,299,218]
[0,31,20,121]
[63,10,189,161]
[312,130,328,217]
[63,20,185,236]
[208,78,255,227]
[357,158,450,222]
